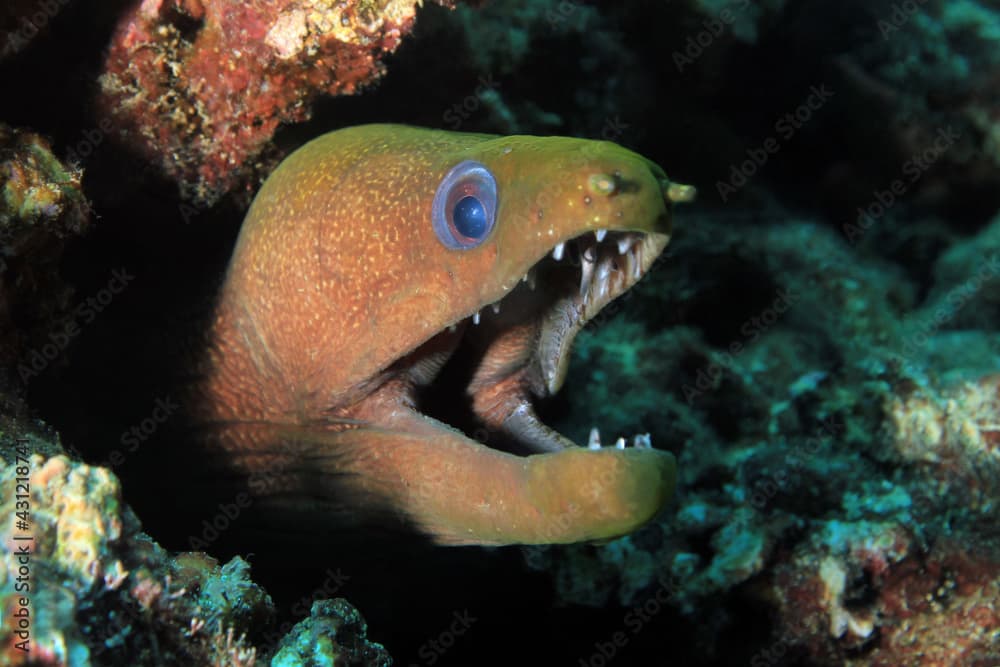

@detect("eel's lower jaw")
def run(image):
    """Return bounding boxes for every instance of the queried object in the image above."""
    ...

[501,402,578,452]
[341,405,677,546]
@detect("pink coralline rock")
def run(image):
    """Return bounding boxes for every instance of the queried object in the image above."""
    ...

[771,525,1000,667]
[99,0,458,204]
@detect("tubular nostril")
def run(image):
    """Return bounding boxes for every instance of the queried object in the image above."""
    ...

[664,179,697,204]
[588,173,618,196]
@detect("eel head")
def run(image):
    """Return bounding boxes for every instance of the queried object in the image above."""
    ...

[203,124,693,546]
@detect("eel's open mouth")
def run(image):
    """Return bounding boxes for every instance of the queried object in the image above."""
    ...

[411,227,670,457]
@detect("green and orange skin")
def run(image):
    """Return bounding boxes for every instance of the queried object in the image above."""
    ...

[199,124,679,546]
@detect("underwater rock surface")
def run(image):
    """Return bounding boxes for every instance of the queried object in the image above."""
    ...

[98,0,461,205]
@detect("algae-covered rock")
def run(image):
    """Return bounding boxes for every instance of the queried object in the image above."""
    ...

[271,598,390,667]
[531,206,1000,664]
[0,124,89,391]
[0,124,86,236]
[0,425,287,666]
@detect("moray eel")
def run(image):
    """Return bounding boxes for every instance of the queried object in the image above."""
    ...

[198,124,692,546]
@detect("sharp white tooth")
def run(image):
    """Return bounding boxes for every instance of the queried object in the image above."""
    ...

[633,433,652,449]
[632,250,642,279]
[615,437,626,450]
[617,237,631,255]
[472,311,481,325]
[595,229,607,242]
[580,255,595,296]
[596,261,612,299]
[448,324,457,333]
[491,302,501,314]
[552,242,565,261]
[588,427,601,449]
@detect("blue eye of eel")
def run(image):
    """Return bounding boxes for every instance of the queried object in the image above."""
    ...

[432,160,498,249]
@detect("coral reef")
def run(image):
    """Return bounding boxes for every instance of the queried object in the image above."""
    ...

[0,430,129,665]
[0,425,386,666]
[271,599,390,667]
[99,0,460,205]
[529,206,1000,665]
[833,0,1000,213]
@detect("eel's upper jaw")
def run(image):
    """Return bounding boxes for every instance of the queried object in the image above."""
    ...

[469,227,671,395]
[537,228,670,395]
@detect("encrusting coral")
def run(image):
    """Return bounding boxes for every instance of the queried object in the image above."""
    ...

[271,599,391,667]
[98,0,463,205]
[0,423,388,666]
